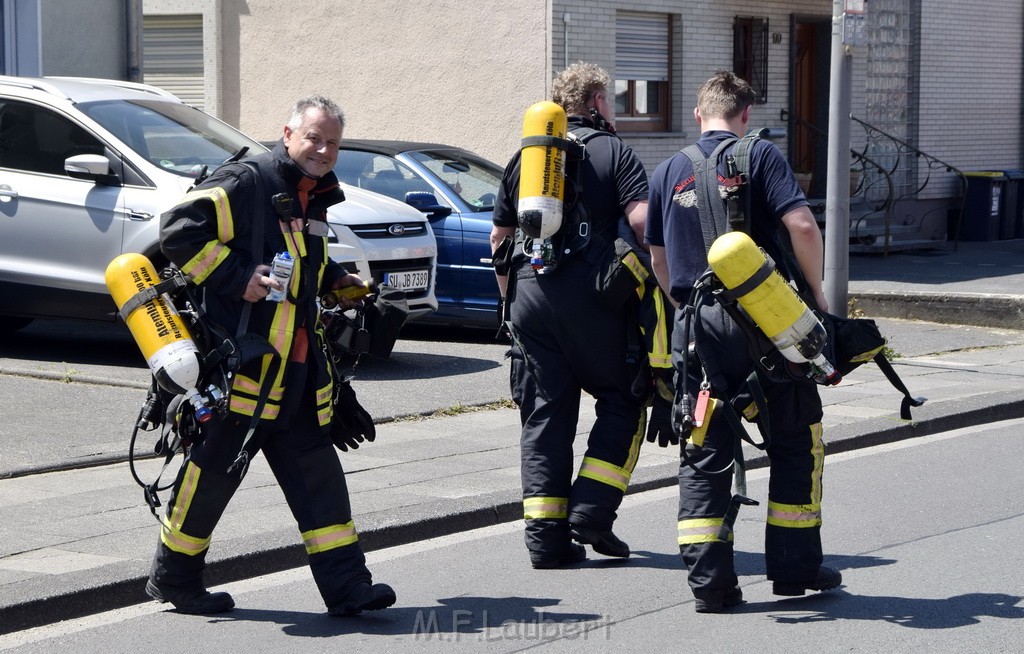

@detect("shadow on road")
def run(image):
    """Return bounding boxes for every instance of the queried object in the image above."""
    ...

[402,323,510,346]
[766,590,1024,628]
[354,350,502,381]
[213,595,607,640]
[2,318,142,368]
[3,319,507,378]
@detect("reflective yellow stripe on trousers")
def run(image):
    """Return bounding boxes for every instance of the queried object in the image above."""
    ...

[767,422,824,528]
[160,461,212,556]
[523,496,568,520]
[302,521,359,554]
[576,411,644,493]
[678,517,733,545]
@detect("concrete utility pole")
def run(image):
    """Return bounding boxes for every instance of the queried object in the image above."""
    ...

[823,0,863,316]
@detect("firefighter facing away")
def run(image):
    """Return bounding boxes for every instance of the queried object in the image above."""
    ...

[491,62,650,569]
[146,96,395,616]
[645,71,842,612]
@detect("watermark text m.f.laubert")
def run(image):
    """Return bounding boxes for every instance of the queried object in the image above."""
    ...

[412,609,613,642]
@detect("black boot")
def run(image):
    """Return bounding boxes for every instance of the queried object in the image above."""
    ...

[570,525,630,558]
[693,586,744,613]
[772,565,843,596]
[145,579,234,614]
[148,538,233,614]
[328,582,397,616]
[530,542,587,569]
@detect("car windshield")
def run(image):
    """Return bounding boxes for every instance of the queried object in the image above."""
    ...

[334,151,433,202]
[77,98,265,178]
[407,149,502,212]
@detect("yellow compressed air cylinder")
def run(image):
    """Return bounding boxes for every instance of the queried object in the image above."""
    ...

[708,231,837,382]
[517,101,567,241]
[105,253,202,397]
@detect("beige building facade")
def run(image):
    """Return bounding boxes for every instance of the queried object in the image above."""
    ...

[135,1,1022,187]
[8,1,1023,210]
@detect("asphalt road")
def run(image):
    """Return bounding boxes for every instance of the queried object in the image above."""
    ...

[3,418,1021,653]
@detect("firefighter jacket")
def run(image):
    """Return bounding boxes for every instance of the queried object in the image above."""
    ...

[160,142,347,426]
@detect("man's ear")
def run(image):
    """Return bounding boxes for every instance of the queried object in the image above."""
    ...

[741,105,751,125]
[694,107,702,127]
[282,125,293,144]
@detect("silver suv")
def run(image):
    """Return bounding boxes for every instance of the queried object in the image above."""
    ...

[0,76,437,333]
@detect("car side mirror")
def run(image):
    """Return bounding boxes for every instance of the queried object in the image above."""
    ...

[65,154,120,186]
[405,191,452,219]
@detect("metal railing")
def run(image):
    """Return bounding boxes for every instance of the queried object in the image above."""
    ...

[850,115,967,251]
[781,110,966,254]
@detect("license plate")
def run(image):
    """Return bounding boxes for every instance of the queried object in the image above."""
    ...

[383,269,429,291]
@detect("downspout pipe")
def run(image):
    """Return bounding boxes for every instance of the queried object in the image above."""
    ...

[126,0,143,82]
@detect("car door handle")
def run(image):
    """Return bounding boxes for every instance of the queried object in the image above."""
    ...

[0,184,18,202]
[127,210,154,221]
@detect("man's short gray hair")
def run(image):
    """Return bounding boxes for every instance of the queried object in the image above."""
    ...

[287,95,345,131]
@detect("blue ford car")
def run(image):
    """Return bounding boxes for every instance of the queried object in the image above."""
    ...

[334,140,504,329]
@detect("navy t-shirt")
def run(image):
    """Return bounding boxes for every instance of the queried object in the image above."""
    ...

[644,130,807,304]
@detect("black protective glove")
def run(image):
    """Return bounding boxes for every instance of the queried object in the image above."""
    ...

[492,235,513,276]
[495,296,511,340]
[330,380,376,452]
[645,391,678,448]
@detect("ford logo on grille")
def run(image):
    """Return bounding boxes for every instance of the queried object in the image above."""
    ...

[388,223,407,237]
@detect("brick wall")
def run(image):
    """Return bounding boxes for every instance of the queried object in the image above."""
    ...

[552,0,833,174]
[917,2,1023,182]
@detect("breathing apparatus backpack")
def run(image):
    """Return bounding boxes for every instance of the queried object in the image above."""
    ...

[673,130,926,461]
[107,157,294,517]
[510,107,601,274]
[110,153,411,518]
[494,104,675,441]
[107,254,261,517]
[666,130,925,541]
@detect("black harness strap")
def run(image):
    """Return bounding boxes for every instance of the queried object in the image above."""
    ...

[682,137,737,255]
[118,276,186,321]
[520,135,572,151]
[226,162,282,478]
[718,254,775,303]
[726,128,767,234]
[872,353,927,420]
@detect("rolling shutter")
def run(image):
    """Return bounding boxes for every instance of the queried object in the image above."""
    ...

[142,14,204,109]
[615,13,669,82]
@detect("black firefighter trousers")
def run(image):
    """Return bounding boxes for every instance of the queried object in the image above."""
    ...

[508,257,645,558]
[673,303,826,596]
[149,362,372,608]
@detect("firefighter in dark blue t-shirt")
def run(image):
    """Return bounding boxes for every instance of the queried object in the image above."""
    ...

[645,71,841,613]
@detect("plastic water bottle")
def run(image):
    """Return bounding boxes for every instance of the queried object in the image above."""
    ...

[267,252,293,303]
